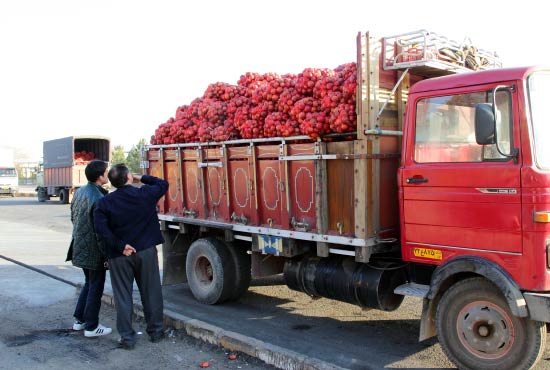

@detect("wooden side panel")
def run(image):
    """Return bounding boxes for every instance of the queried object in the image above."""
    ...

[45,167,73,187]
[164,149,183,216]
[288,159,316,231]
[72,166,87,187]
[257,158,285,228]
[204,166,229,221]
[286,143,317,232]
[182,149,203,219]
[202,147,229,221]
[148,159,165,214]
[326,142,355,236]
[228,156,256,225]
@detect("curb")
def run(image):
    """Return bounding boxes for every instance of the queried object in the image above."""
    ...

[99,290,347,370]
[16,193,36,197]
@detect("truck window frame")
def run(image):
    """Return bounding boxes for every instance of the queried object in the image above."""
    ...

[413,89,514,164]
[527,72,550,170]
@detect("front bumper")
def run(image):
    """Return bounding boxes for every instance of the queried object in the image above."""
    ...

[0,186,16,194]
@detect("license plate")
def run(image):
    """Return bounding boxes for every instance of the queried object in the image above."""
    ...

[413,247,442,260]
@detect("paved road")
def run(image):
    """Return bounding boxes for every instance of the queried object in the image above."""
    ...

[0,258,275,370]
[2,197,550,369]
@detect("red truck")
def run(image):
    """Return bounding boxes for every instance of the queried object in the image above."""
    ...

[36,136,110,203]
[144,31,550,370]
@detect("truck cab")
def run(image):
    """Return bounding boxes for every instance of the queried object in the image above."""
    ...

[401,67,550,290]
[399,67,550,369]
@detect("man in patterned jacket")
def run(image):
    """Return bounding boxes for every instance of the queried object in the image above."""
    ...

[67,160,112,338]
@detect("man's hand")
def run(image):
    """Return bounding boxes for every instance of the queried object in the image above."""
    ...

[132,174,142,183]
[123,244,136,256]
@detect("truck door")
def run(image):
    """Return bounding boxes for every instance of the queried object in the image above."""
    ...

[401,84,521,263]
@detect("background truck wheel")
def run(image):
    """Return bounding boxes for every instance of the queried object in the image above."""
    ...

[37,188,48,202]
[185,238,235,304]
[59,189,69,204]
[226,242,251,301]
[436,277,546,370]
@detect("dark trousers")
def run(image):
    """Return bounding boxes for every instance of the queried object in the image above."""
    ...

[73,268,106,331]
[109,246,164,344]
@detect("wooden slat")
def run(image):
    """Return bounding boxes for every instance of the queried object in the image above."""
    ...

[197,148,208,217]
[326,141,354,237]
[315,142,329,257]
[354,139,368,239]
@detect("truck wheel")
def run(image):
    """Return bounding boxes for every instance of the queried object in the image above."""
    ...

[37,188,48,202]
[186,238,235,304]
[436,277,546,370]
[59,189,69,204]
[226,242,251,301]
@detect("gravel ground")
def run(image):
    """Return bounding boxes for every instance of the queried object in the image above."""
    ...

[0,262,276,370]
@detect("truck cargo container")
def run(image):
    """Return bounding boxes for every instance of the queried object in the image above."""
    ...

[36,136,110,203]
[144,30,550,370]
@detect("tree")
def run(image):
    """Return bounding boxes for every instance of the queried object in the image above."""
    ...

[126,138,147,174]
[111,145,126,165]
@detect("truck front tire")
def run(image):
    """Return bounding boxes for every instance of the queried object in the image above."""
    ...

[37,188,48,202]
[436,277,546,370]
[59,189,69,204]
[186,238,236,304]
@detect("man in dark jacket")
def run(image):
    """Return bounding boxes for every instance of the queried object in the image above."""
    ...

[94,164,168,349]
[69,160,112,338]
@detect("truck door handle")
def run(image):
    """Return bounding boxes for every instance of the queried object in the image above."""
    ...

[406,177,428,184]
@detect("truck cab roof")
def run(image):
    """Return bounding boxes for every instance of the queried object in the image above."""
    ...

[409,66,549,94]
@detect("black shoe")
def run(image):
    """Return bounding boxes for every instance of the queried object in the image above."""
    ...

[149,333,165,343]
[117,339,135,350]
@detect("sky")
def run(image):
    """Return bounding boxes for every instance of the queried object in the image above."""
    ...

[1,0,548,162]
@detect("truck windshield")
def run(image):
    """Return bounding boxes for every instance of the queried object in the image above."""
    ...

[527,72,550,170]
[0,169,16,177]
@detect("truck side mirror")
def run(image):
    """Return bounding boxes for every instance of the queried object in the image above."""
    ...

[474,103,496,145]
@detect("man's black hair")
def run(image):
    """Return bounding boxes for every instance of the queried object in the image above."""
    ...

[108,163,129,188]
[85,160,108,182]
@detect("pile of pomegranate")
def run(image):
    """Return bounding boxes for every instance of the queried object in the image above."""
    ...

[151,63,357,145]
[74,151,96,164]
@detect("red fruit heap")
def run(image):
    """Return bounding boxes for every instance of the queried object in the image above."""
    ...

[150,63,357,145]
[74,150,96,164]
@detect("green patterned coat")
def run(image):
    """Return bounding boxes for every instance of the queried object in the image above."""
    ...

[70,182,108,270]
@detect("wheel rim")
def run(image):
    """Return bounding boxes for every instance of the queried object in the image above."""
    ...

[195,255,214,288]
[457,300,514,359]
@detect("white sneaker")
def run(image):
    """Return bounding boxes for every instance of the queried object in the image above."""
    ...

[73,320,85,331]
[84,324,112,337]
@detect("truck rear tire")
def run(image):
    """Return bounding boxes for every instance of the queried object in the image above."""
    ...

[59,189,69,204]
[186,238,236,304]
[436,277,546,370]
[226,242,251,301]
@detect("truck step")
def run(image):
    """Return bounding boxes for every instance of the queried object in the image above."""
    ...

[394,283,429,298]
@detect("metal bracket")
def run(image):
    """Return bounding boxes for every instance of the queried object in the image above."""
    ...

[377,68,410,121]
[230,212,249,225]
[198,162,223,168]
[364,128,403,136]
[183,207,198,218]
[291,217,309,232]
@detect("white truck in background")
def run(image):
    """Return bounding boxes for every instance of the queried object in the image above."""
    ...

[0,147,18,197]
